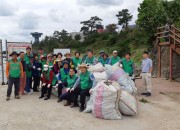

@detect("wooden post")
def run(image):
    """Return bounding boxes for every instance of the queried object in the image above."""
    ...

[170,46,173,81]
[158,45,161,77]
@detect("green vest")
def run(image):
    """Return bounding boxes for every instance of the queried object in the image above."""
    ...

[9,60,21,78]
[48,61,53,67]
[44,70,57,86]
[40,61,46,70]
[98,56,103,62]
[111,56,120,65]
[122,58,133,75]
[80,71,92,90]
[66,75,77,88]
[24,53,32,62]
[73,57,82,68]
[85,56,95,65]
[26,61,32,78]
[101,58,109,66]
[60,68,69,82]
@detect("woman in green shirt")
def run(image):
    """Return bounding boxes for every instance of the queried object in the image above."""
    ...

[58,68,78,106]
[72,52,82,69]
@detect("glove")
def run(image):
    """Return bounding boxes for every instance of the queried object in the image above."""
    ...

[33,66,36,69]
[42,83,46,86]
[55,84,58,88]
[66,88,70,91]
[41,74,43,78]
[58,81,62,84]
[37,68,41,71]
[131,74,135,79]
[89,89,93,94]
[120,64,123,68]
[47,84,51,88]
[147,73,151,78]
[70,88,74,92]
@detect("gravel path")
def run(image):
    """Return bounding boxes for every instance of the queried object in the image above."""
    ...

[0,78,180,130]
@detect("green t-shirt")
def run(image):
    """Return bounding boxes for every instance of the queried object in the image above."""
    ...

[122,58,134,75]
[110,56,120,65]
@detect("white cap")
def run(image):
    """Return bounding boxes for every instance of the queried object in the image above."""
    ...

[113,50,118,54]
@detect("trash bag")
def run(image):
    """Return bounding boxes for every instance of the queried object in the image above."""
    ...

[92,80,122,120]
[105,64,125,81]
[88,63,104,72]
[84,94,94,113]
[119,90,138,116]
[93,71,107,82]
[117,74,137,94]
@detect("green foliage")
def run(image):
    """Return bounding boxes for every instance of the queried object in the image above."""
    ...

[74,34,81,41]
[116,9,133,29]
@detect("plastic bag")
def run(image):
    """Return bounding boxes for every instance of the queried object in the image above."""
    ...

[88,63,104,72]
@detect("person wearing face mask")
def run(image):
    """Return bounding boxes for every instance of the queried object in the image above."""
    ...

[58,68,78,106]
[63,52,74,68]
[39,64,58,100]
[70,63,96,112]
[57,61,70,102]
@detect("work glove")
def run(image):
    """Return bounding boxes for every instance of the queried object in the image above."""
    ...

[41,74,43,78]
[147,73,151,78]
[58,80,62,84]
[42,83,46,86]
[33,66,36,69]
[47,84,51,88]
[66,88,70,91]
[89,89,93,94]
[37,68,41,71]
[70,88,74,92]
[120,64,123,68]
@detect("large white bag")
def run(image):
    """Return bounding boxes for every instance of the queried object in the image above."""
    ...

[119,90,138,116]
[105,64,125,81]
[88,63,104,72]
[92,81,122,120]
[93,71,107,82]
[117,74,137,94]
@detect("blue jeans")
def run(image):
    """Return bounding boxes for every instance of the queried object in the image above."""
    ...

[25,77,32,93]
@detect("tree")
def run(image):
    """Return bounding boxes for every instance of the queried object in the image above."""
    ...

[106,24,118,33]
[74,34,81,41]
[80,16,103,35]
[116,9,133,29]
[136,0,166,41]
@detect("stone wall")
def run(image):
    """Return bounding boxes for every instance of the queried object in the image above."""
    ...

[172,52,180,79]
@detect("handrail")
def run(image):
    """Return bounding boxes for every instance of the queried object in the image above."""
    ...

[170,35,180,43]
[157,26,166,29]
[170,30,180,38]
[171,26,180,32]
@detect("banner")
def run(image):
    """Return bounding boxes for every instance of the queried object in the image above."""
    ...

[7,42,32,60]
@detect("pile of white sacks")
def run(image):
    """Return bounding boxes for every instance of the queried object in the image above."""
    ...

[84,63,138,120]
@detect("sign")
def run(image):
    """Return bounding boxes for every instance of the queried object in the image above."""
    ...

[7,42,32,60]
[53,48,70,60]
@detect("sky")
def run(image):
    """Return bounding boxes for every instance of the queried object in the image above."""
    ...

[0,0,143,47]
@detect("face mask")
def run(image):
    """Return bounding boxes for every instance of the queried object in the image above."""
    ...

[44,68,48,71]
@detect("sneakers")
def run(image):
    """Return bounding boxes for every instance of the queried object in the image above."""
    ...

[15,95,20,99]
[70,103,79,108]
[79,106,85,112]
[44,97,50,100]
[57,98,62,102]
[39,96,44,99]
[6,96,10,101]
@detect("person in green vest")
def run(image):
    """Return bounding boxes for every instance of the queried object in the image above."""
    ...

[39,64,58,100]
[82,49,91,63]
[6,51,23,101]
[25,56,34,94]
[121,52,135,81]
[58,68,78,106]
[24,46,32,62]
[100,53,110,66]
[72,52,82,69]
[70,63,96,112]
[109,50,121,65]
[84,50,97,65]
[47,54,53,67]
[98,50,105,62]
[40,54,47,70]
[58,61,70,83]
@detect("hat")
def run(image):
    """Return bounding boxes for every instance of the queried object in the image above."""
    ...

[78,63,89,70]
[9,51,19,57]
[102,53,109,57]
[64,52,71,57]
[113,50,118,54]
[55,59,62,62]
[62,60,69,66]
[40,54,46,59]
[99,50,105,54]
[26,46,31,50]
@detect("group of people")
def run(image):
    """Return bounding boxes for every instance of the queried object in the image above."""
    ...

[5,47,153,112]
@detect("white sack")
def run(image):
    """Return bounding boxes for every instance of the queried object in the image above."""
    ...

[119,90,138,116]
[93,71,107,82]
[88,63,104,72]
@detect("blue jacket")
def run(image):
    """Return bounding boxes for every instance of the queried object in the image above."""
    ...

[32,60,41,77]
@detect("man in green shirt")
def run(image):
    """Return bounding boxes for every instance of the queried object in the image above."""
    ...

[24,46,32,63]
[70,63,96,112]
[84,50,97,65]
[109,50,121,65]
[72,52,82,69]
[98,50,105,62]
[121,52,135,81]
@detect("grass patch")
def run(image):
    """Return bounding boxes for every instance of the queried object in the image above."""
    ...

[139,98,149,103]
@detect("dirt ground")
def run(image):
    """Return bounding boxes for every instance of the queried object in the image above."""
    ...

[0,78,180,130]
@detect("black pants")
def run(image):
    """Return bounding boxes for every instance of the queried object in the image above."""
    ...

[7,77,20,97]
[71,86,90,106]
[40,84,52,98]
[60,90,72,102]
[33,76,40,91]
[58,82,67,97]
